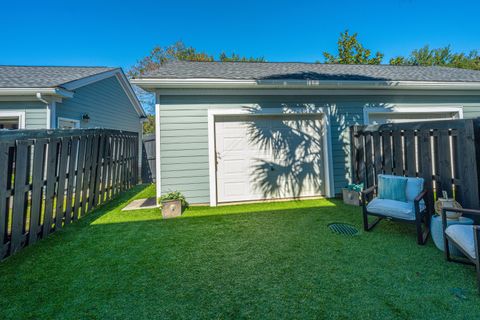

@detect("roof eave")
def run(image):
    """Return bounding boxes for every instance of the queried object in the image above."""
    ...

[131,78,480,91]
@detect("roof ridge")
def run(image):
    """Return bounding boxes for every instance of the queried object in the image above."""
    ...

[0,65,115,69]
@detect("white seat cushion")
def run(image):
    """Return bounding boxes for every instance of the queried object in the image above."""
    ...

[367,198,425,221]
[445,225,477,259]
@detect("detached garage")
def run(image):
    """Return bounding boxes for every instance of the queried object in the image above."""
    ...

[132,61,480,206]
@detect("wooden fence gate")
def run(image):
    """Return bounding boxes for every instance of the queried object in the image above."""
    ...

[350,119,480,211]
[141,133,156,183]
[0,129,139,259]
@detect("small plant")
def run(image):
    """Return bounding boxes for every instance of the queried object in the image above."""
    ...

[159,191,189,209]
[345,183,364,192]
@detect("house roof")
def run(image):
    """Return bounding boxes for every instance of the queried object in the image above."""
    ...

[0,66,117,88]
[135,61,480,83]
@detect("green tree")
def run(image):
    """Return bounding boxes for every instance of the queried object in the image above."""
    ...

[142,115,155,134]
[128,41,214,77]
[219,52,265,62]
[389,45,480,70]
[323,30,384,64]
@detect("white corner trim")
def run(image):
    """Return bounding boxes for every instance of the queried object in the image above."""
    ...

[207,107,333,206]
[363,105,464,124]
[57,117,80,128]
[155,95,162,201]
[45,101,57,129]
[0,111,26,129]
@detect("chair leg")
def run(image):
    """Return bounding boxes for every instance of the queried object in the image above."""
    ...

[444,235,451,262]
[363,211,382,232]
[476,262,480,294]
[415,215,429,245]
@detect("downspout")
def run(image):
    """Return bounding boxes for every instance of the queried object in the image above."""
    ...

[36,93,52,129]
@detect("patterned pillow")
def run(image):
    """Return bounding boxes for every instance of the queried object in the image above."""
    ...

[378,175,408,202]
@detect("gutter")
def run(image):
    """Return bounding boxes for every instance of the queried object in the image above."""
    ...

[0,87,74,98]
[131,78,480,91]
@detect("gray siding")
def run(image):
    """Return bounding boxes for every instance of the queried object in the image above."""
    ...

[157,93,480,204]
[0,101,47,129]
[57,76,141,133]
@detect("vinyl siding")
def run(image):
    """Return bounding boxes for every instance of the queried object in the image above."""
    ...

[157,93,480,204]
[0,101,47,129]
[56,76,141,133]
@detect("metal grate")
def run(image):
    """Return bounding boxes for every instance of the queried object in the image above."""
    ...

[328,223,359,236]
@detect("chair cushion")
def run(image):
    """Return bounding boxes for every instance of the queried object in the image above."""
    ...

[377,174,424,202]
[367,198,426,220]
[445,225,477,259]
[378,175,408,202]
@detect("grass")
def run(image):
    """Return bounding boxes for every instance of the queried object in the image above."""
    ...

[0,184,479,319]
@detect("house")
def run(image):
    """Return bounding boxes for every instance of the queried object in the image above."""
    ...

[131,61,480,206]
[0,66,145,130]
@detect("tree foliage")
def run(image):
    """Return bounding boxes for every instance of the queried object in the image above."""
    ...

[323,30,384,65]
[142,115,155,134]
[389,45,480,70]
[129,41,265,77]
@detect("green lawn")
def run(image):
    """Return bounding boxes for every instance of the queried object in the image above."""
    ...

[0,184,479,319]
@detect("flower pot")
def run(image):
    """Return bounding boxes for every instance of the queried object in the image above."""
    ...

[342,188,360,206]
[161,199,183,219]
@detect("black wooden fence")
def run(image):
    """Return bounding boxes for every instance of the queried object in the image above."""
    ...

[0,129,139,258]
[141,133,156,183]
[350,119,480,210]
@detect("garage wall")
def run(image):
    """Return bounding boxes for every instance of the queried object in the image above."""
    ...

[0,101,47,129]
[56,76,142,133]
[157,92,480,204]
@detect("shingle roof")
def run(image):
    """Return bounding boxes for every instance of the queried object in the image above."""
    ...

[0,66,117,88]
[137,61,480,82]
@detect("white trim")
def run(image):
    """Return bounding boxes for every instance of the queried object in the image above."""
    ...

[0,111,25,129]
[155,94,162,202]
[57,117,80,129]
[61,69,122,90]
[132,77,480,91]
[0,88,73,98]
[153,88,480,96]
[207,107,334,206]
[363,105,464,124]
[45,101,57,129]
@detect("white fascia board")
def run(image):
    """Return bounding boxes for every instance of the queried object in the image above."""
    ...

[131,78,480,91]
[0,88,74,98]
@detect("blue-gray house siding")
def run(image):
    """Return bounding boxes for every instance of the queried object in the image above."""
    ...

[157,93,480,204]
[56,76,141,133]
[0,101,47,128]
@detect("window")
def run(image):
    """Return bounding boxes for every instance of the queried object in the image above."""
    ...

[0,112,25,129]
[58,117,80,129]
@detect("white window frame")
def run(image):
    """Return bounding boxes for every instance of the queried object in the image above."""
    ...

[57,117,80,129]
[207,107,334,206]
[0,111,26,129]
[363,105,464,124]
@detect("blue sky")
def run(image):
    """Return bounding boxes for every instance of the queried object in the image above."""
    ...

[1,0,479,71]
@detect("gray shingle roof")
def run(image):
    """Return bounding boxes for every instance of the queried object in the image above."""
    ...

[137,61,480,82]
[0,66,117,88]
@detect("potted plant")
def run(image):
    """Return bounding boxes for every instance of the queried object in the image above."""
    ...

[342,183,363,206]
[159,191,189,219]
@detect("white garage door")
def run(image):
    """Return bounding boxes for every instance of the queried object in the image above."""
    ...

[215,114,326,203]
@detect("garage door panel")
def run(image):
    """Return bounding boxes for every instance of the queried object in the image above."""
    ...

[215,115,326,203]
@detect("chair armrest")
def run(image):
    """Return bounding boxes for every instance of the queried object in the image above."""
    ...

[414,189,427,203]
[361,185,376,205]
[442,207,480,233]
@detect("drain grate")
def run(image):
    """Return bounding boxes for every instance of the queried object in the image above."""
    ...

[328,223,359,236]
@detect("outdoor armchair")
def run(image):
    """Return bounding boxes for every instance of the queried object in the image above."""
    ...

[442,207,480,293]
[361,174,430,245]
